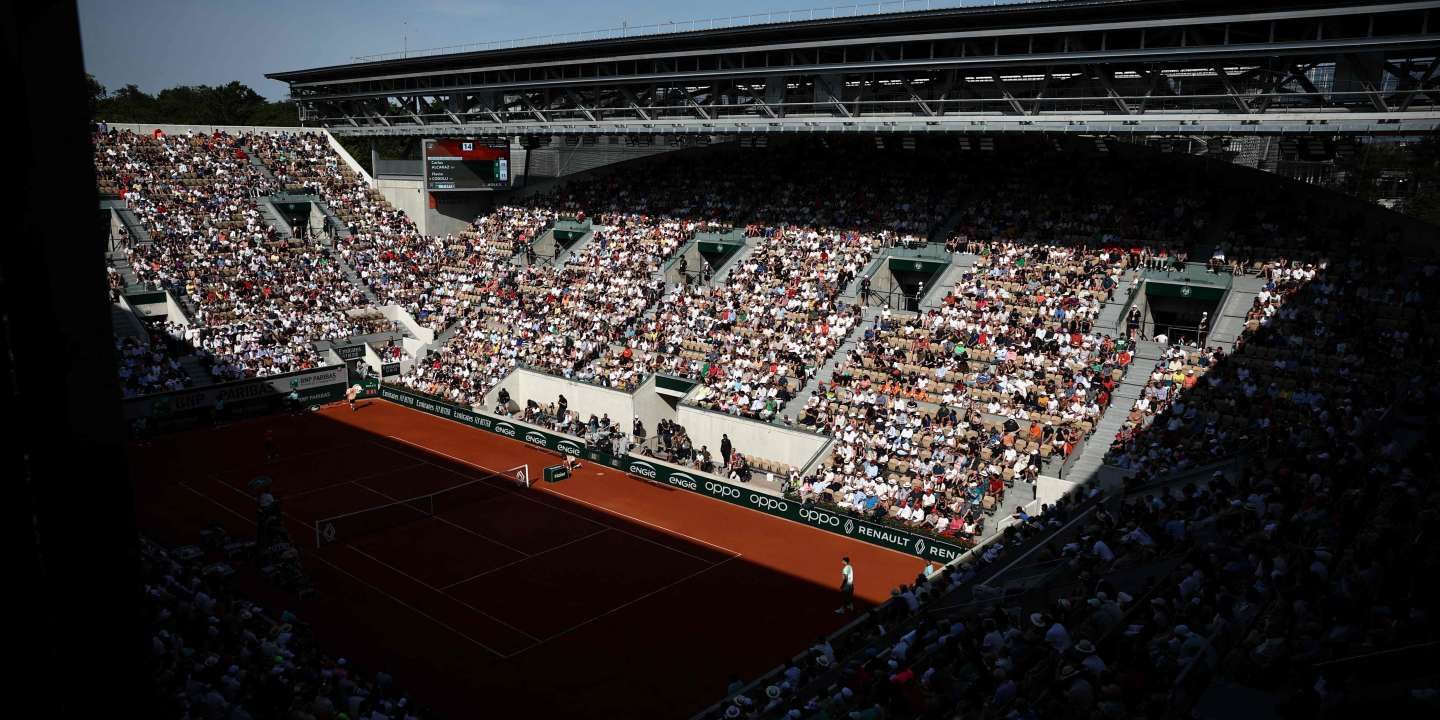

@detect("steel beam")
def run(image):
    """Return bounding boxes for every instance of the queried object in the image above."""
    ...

[323,110,1440,137]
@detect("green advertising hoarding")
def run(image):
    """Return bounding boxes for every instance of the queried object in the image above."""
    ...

[380,385,968,564]
[622,457,969,565]
[1145,282,1226,302]
[125,365,348,433]
[380,385,627,471]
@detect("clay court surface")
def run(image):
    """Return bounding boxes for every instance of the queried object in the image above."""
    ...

[130,399,924,718]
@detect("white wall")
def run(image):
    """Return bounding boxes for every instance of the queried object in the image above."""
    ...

[486,368,636,424]
[631,375,677,430]
[322,129,374,186]
[131,291,190,325]
[103,123,321,136]
[674,405,830,471]
[377,176,427,232]
[1036,475,1078,509]
[164,294,189,325]
[362,344,385,374]
[379,305,434,345]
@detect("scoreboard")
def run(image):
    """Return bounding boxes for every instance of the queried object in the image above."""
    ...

[423,138,511,190]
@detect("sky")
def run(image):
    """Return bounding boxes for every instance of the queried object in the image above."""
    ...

[77,0,947,100]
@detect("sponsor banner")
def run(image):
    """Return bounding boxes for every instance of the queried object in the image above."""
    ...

[1145,282,1225,302]
[334,344,367,361]
[887,258,949,276]
[125,365,348,432]
[377,386,967,562]
[124,290,167,306]
[654,375,698,394]
[644,460,969,563]
[553,219,592,243]
[380,385,625,467]
[381,361,402,377]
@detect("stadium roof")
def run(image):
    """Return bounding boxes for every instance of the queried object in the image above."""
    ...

[269,0,1196,83]
[268,0,1440,137]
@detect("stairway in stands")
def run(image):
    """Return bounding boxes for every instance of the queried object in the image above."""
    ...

[246,151,280,186]
[111,299,213,387]
[255,197,294,241]
[706,236,758,286]
[1207,274,1265,349]
[783,312,869,425]
[177,354,213,386]
[426,318,469,356]
[106,249,141,288]
[110,303,147,343]
[1059,339,1162,487]
[918,252,978,310]
[1094,274,1141,336]
[101,198,154,246]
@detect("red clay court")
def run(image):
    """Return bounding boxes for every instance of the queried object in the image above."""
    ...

[131,399,925,718]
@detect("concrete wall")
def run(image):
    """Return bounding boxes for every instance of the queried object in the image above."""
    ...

[378,305,433,346]
[106,209,125,248]
[306,203,328,238]
[322,129,374,187]
[376,176,428,232]
[486,368,636,424]
[674,404,831,471]
[130,291,190,325]
[427,192,494,237]
[1036,475,1078,509]
[632,375,678,432]
[401,336,426,361]
[102,123,320,136]
[662,238,704,286]
[164,294,190,325]
[525,138,686,178]
[362,343,385,375]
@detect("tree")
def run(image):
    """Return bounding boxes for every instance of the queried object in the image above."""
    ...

[86,74,106,119]
[246,99,299,127]
[99,84,158,122]
[92,80,298,127]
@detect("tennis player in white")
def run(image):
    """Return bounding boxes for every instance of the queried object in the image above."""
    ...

[836,556,855,614]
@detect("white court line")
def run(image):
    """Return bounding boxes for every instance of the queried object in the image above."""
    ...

[511,554,742,657]
[349,481,534,558]
[374,437,740,563]
[175,481,511,659]
[440,528,610,590]
[282,461,428,499]
[347,545,542,643]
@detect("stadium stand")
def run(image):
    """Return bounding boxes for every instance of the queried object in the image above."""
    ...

[593,147,960,408]
[789,241,1134,542]
[94,129,389,381]
[139,536,430,719]
[248,132,557,331]
[100,129,1438,718]
[697,228,1438,720]
[115,328,194,397]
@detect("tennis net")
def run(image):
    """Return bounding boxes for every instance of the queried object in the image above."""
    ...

[314,477,498,547]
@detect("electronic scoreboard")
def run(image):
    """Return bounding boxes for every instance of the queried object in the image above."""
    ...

[423,138,511,190]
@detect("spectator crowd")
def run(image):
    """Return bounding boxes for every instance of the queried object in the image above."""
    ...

[141,536,430,719]
[98,131,1440,718]
[699,197,1438,720]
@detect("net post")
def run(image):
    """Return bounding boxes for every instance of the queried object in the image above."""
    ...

[509,464,530,489]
